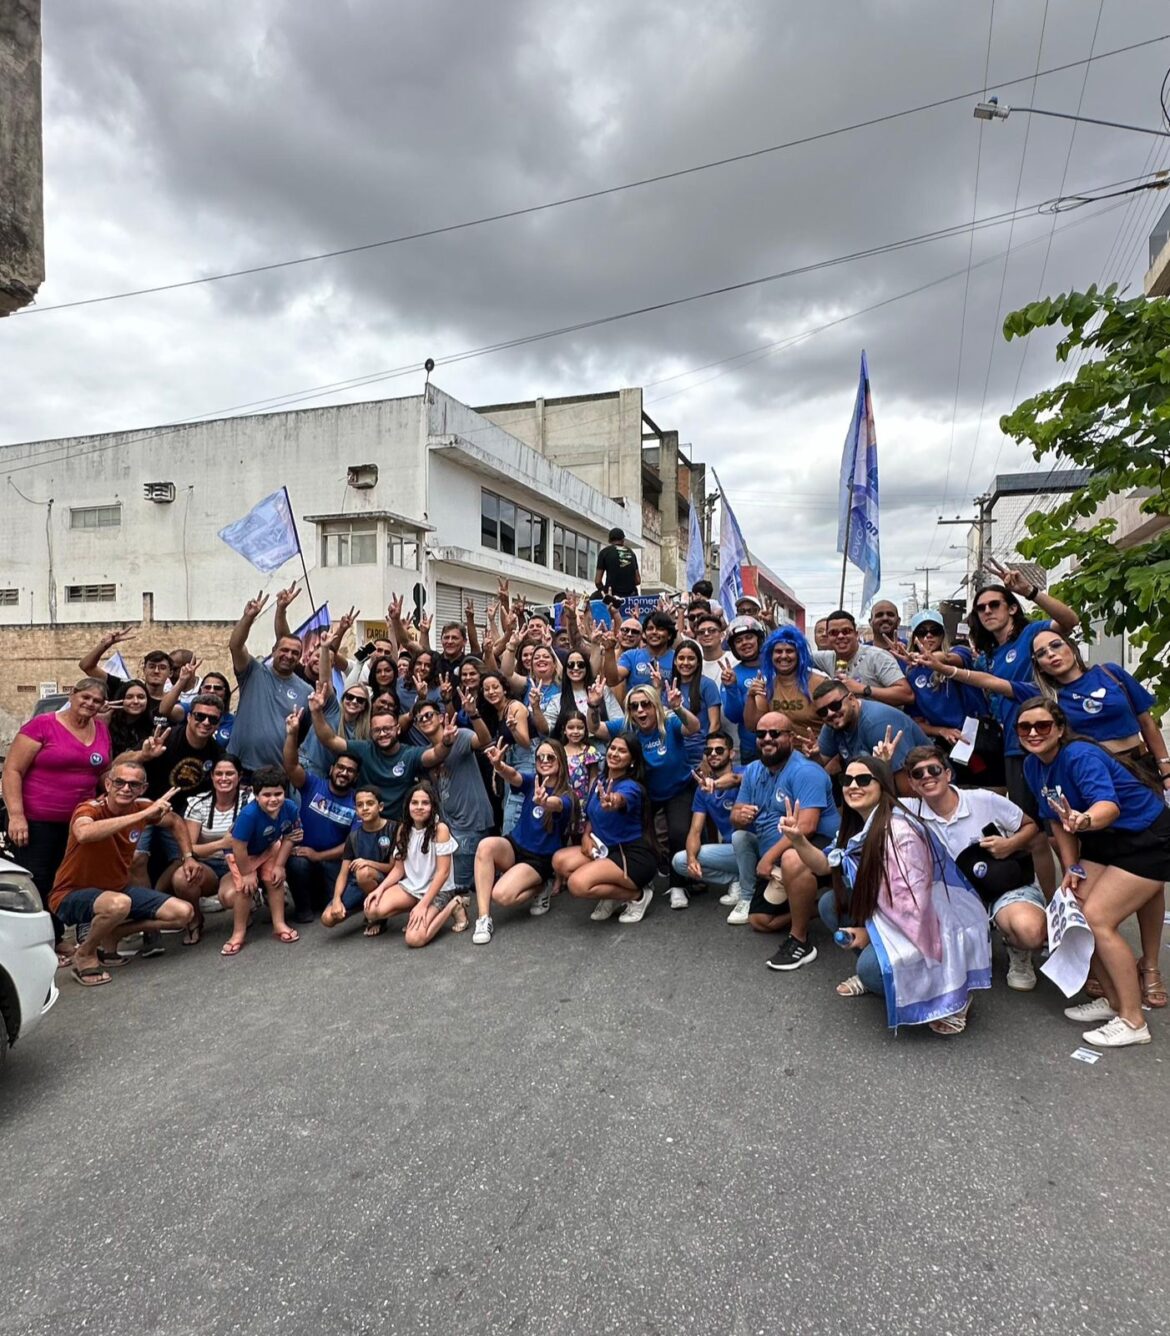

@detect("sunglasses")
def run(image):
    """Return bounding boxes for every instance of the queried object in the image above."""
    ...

[975,598,1005,613]
[630,701,653,710]
[841,773,878,789]
[1032,640,1066,661]
[826,628,854,638]
[566,661,587,669]
[1016,719,1055,738]
[755,728,791,739]
[191,711,222,724]
[910,763,945,781]
[343,692,369,704]
[815,699,848,719]
[704,747,728,756]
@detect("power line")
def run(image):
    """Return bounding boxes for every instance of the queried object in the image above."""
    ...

[16,33,1170,318]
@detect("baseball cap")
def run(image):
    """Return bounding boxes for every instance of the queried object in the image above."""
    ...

[909,609,945,637]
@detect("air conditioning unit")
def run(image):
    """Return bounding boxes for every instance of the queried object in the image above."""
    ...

[144,482,176,503]
[347,464,379,490]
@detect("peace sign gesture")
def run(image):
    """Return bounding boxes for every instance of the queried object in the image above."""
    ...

[1049,791,1091,834]
[285,707,303,736]
[872,724,903,763]
[599,780,620,811]
[274,582,300,612]
[243,590,270,621]
[665,681,684,711]
[441,709,460,747]
[691,768,715,795]
[985,558,1033,599]
[533,776,550,806]
[778,796,805,843]
[586,679,605,709]
[719,656,736,687]
[140,724,173,761]
[484,736,508,767]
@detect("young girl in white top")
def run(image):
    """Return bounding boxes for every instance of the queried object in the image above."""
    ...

[363,781,460,947]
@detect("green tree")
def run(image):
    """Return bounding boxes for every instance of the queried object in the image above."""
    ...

[999,285,1170,706]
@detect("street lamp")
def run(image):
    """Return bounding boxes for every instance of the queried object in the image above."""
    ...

[973,96,1170,139]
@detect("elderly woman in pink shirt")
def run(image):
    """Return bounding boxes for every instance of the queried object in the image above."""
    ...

[2,678,113,946]
[781,754,991,1035]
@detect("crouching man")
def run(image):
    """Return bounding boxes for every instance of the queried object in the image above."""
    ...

[48,758,198,987]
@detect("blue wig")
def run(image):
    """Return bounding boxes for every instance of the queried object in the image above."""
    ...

[761,625,815,698]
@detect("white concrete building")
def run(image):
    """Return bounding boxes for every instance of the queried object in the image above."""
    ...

[0,385,639,647]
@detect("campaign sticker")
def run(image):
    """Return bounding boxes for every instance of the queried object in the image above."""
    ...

[1005,649,1017,665]
[90,752,104,766]
[392,763,405,777]
[1070,1047,1100,1065]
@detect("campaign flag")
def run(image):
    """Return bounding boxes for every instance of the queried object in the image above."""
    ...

[101,650,130,681]
[685,503,706,591]
[264,603,330,669]
[218,487,300,574]
[837,351,881,609]
[718,491,749,618]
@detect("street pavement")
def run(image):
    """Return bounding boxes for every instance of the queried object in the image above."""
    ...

[2,892,1167,1335]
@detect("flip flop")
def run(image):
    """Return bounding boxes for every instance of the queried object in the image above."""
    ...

[96,949,130,969]
[220,940,245,957]
[71,964,111,987]
[182,919,204,947]
[272,927,300,943]
[363,921,385,937]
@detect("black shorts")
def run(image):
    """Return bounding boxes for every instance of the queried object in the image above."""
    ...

[506,836,556,883]
[748,832,832,917]
[1080,808,1170,882]
[1004,755,1040,821]
[604,839,659,888]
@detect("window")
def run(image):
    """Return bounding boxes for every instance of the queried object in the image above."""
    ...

[386,534,420,570]
[70,504,121,530]
[0,589,17,606]
[552,523,599,581]
[480,489,548,566]
[65,583,116,603]
[321,520,377,567]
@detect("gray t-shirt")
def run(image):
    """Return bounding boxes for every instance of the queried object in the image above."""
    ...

[427,728,493,834]
[813,644,907,690]
[231,657,313,773]
[817,699,929,773]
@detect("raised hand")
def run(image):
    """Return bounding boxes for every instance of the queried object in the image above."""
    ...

[484,736,507,767]
[599,781,619,811]
[140,725,173,761]
[586,680,605,709]
[872,725,903,763]
[438,676,454,702]
[148,785,180,821]
[1050,792,1089,834]
[285,707,303,736]
[307,687,327,713]
[418,612,433,635]
[778,796,804,842]
[666,681,683,711]
[102,624,138,650]
[691,768,715,795]
[177,657,201,688]
[388,593,404,622]
[243,590,270,621]
[719,656,736,687]
[441,710,459,746]
[747,673,767,699]
[533,777,549,807]
[274,582,300,611]
[460,686,479,715]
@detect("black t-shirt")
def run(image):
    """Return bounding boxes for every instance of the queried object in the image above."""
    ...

[143,727,223,816]
[105,672,167,710]
[596,543,639,596]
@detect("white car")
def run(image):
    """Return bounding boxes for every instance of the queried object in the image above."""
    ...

[0,854,58,1066]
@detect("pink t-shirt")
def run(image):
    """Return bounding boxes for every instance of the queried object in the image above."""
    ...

[16,712,112,823]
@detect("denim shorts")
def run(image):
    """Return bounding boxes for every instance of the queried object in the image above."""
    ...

[990,882,1046,920]
[56,885,172,926]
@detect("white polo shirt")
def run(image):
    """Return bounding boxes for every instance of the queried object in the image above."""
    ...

[904,787,1025,860]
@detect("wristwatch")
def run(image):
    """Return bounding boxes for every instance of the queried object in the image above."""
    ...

[861,684,873,699]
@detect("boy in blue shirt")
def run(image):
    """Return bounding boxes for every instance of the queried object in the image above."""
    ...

[220,766,301,956]
[671,729,742,907]
[323,786,396,931]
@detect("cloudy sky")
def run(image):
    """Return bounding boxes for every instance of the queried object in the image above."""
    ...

[4,0,1169,617]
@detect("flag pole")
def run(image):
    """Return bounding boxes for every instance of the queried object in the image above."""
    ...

[838,509,852,610]
[284,486,318,616]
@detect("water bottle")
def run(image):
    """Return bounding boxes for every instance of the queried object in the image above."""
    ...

[834,928,853,946]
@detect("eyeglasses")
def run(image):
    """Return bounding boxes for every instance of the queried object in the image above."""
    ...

[975,598,1005,613]
[191,711,221,724]
[110,778,145,790]
[696,624,721,633]
[1016,719,1055,738]
[619,627,642,636]
[815,699,848,719]
[1032,640,1066,661]
[343,692,369,704]
[841,773,878,789]
[371,725,396,735]
[910,764,945,781]
[755,728,791,739]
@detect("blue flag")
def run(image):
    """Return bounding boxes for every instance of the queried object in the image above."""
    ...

[718,491,749,618]
[685,502,706,591]
[218,487,300,574]
[837,352,881,609]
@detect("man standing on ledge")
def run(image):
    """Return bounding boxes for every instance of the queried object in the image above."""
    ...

[595,528,640,598]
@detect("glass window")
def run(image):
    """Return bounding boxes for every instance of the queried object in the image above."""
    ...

[498,500,516,557]
[321,521,377,567]
[532,517,548,567]
[481,490,498,550]
[65,583,116,602]
[552,524,565,573]
[516,509,533,562]
[576,542,590,580]
[70,505,121,530]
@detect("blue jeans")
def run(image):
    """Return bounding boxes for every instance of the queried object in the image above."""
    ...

[817,890,882,995]
[450,826,490,890]
[731,829,762,903]
[670,844,738,885]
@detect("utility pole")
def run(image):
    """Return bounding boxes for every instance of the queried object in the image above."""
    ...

[937,494,993,580]
[914,565,942,607]
[899,580,919,616]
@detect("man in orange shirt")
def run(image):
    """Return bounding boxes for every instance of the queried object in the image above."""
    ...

[50,757,200,987]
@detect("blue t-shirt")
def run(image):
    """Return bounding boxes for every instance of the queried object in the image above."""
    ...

[737,752,840,846]
[624,713,691,801]
[979,619,1052,757]
[231,797,300,857]
[720,661,763,762]
[906,647,982,729]
[344,821,395,866]
[817,700,929,774]
[619,647,674,688]
[297,772,357,851]
[692,767,742,841]
[678,675,721,767]
[1055,664,1154,743]
[1025,740,1165,832]
[509,772,573,856]
[586,778,645,847]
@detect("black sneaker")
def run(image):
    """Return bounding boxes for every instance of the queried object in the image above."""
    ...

[765,934,818,972]
[139,930,166,959]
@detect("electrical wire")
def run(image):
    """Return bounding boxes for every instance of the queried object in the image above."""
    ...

[15,33,1170,318]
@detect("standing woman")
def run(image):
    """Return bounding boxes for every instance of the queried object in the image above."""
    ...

[544,649,620,736]
[526,646,563,736]
[3,678,113,947]
[554,734,660,924]
[106,679,156,756]
[1018,698,1170,1046]
[781,756,991,1034]
[669,637,721,770]
[586,683,699,904]
[743,625,829,752]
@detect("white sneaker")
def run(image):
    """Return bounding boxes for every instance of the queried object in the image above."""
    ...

[590,899,621,922]
[1083,1016,1151,1048]
[1005,946,1036,992]
[201,895,225,913]
[471,915,493,945]
[718,881,741,907]
[669,887,689,910]
[1064,998,1116,1023]
[618,885,654,924]
[528,884,552,917]
[726,898,751,925]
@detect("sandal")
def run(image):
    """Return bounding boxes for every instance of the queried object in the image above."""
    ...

[929,1001,971,1036]
[220,940,245,957]
[96,949,131,969]
[70,964,111,987]
[362,921,385,937]
[449,896,470,933]
[182,917,204,947]
[272,927,300,943]
[55,947,75,969]
[1140,962,1168,1009]
[835,975,866,997]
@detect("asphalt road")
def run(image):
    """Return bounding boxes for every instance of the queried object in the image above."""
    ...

[2,892,1166,1336]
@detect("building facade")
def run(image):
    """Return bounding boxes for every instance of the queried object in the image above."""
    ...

[0,0,44,316]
